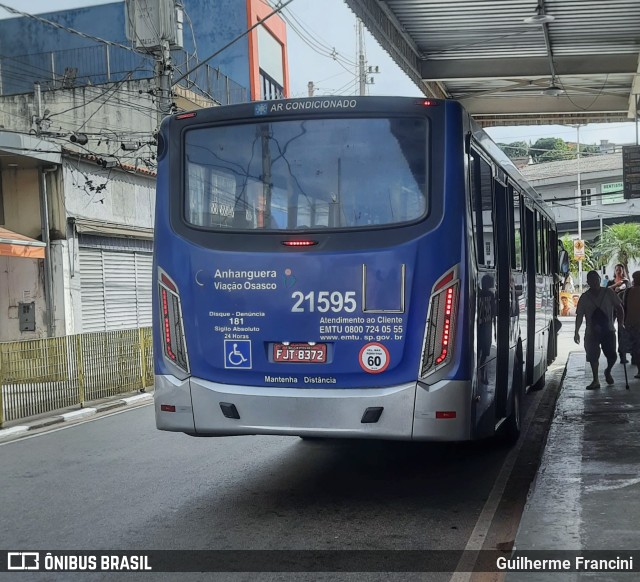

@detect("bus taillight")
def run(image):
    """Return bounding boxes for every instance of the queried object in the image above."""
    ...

[420,270,459,377]
[158,269,190,374]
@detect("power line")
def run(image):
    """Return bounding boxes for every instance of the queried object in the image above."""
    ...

[0,3,142,54]
[172,0,295,86]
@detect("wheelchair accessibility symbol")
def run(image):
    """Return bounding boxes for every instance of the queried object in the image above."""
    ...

[224,340,252,369]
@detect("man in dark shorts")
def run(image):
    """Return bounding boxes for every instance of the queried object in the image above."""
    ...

[574,270,624,389]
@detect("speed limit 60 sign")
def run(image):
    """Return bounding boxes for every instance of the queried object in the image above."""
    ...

[359,342,390,374]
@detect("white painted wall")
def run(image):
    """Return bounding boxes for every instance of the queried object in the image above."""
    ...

[0,255,46,341]
[63,160,155,228]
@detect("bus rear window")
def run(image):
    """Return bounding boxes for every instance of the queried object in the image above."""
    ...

[183,117,428,230]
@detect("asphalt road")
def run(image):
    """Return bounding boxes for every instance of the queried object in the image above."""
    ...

[0,328,577,582]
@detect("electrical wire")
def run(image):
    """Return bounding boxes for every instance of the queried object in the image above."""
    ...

[0,3,139,53]
[172,0,295,86]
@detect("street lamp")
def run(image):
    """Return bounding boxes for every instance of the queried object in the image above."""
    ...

[568,124,583,293]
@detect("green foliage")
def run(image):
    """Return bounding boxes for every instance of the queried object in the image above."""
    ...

[497,140,529,159]
[529,138,600,164]
[560,235,599,277]
[531,137,571,163]
[580,144,599,156]
[594,223,640,273]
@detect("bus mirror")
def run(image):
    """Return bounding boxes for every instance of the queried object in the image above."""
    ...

[559,249,570,275]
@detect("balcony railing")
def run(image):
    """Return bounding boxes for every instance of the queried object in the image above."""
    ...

[0,328,154,425]
[0,44,247,105]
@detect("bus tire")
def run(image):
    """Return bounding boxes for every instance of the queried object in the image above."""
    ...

[501,355,523,445]
[531,371,546,391]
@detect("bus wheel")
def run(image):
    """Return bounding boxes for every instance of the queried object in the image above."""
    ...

[531,372,546,391]
[501,358,523,445]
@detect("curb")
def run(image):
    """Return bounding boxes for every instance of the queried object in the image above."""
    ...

[0,393,153,441]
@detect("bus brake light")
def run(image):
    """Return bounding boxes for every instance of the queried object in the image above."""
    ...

[158,269,190,374]
[420,269,459,377]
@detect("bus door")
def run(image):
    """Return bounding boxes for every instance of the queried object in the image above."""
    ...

[511,189,526,375]
[524,205,544,386]
[470,149,497,422]
[493,173,515,419]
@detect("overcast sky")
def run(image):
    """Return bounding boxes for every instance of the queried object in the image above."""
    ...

[1,0,638,147]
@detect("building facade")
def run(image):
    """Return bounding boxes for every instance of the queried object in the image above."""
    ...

[0,132,156,341]
[0,0,289,102]
[0,1,289,341]
[519,151,640,282]
[519,152,635,242]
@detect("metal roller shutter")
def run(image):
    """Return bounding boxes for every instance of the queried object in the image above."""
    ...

[79,245,153,332]
[80,248,107,333]
[103,251,138,330]
[135,253,153,327]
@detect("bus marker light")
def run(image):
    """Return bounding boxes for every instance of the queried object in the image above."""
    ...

[281,240,318,247]
[160,404,176,412]
[421,99,440,107]
[160,273,177,292]
[434,271,454,291]
[436,411,456,419]
[175,112,197,120]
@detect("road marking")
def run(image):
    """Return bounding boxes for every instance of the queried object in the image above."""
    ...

[448,372,562,582]
[0,402,153,446]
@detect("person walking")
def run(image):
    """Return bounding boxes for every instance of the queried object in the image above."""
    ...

[574,270,624,390]
[622,271,640,378]
[607,263,630,294]
[607,263,631,363]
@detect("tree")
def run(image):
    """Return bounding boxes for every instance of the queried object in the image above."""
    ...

[594,223,640,274]
[497,141,529,159]
[560,234,599,278]
[531,137,571,163]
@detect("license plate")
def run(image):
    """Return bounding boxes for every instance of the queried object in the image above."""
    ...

[273,343,327,363]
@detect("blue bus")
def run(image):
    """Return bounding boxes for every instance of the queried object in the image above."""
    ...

[153,96,563,443]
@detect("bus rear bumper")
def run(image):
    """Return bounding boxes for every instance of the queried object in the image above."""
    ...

[155,375,472,441]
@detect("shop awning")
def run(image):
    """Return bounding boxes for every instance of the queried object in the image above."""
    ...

[0,227,46,259]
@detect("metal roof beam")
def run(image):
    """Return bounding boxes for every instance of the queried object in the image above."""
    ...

[344,0,447,98]
[462,94,629,115]
[475,112,630,128]
[627,55,640,119]
[421,54,639,81]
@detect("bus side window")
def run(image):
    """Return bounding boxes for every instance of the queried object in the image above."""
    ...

[535,211,544,274]
[469,150,494,266]
[545,219,551,275]
[511,189,523,271]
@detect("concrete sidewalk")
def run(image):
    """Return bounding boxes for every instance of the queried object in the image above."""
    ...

[511,350,640,576]
[0,390,153,440]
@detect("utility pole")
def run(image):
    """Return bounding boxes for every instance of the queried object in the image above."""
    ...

[356,18,379,96]
[156,39,173,127]
[126,0,181,127]
[307,81,315,97]
[357,19,366,96]
[570,124,583,293]
[34,82,42,135]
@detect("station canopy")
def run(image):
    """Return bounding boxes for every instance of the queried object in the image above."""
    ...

[345,0,640,127]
